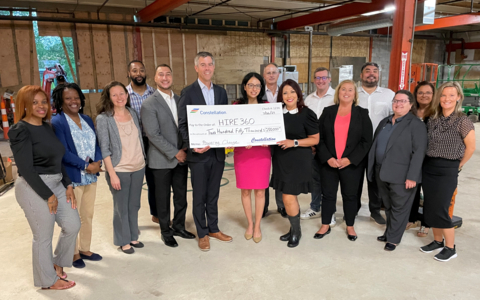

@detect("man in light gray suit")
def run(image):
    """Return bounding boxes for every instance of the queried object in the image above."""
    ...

[141,64,195,248]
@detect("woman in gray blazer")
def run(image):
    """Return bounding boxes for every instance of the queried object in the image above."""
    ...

[96,81,146,254]
[367,90,427,251]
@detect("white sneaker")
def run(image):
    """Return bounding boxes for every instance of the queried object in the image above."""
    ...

[300,208,321,220]
[330,215,336,227]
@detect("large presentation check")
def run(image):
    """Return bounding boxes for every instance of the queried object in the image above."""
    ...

[186,103,286,148]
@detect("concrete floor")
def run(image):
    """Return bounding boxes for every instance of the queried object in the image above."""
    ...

[0,124,479,299]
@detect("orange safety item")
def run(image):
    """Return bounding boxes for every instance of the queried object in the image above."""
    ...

[1,98,9,139]
[10,96,16,123]
[410,63,438,93]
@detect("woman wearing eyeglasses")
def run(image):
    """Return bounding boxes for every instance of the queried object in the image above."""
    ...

[406,81,435,237]
[367,90,427,251]
[233,72,270,243]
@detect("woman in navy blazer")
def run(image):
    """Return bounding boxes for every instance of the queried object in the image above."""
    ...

[51,83,103,269]
[315,80,373,242]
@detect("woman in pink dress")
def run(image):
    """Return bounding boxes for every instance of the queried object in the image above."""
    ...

[234,72,271,243]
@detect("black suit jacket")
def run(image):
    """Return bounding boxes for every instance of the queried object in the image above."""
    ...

[367,112,427,184]
[317,104,373,166]
[178,80,228,162]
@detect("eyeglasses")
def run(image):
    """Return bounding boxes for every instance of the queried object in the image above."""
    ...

[314,76,330,81]
[247,84,262,90]
[392,99,409,104]
[417,92,433,96]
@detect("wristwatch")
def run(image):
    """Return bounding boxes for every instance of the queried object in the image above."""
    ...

[294,139,299,147]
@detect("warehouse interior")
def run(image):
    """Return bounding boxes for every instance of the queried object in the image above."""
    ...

[0,0,480,298]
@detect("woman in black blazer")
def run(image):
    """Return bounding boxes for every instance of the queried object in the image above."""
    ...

[367,90,427,251]
[315,80,373,241]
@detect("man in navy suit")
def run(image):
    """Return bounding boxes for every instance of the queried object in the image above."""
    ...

[178,52,232,252]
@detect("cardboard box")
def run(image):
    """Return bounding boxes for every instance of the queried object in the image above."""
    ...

[1,157,13,183]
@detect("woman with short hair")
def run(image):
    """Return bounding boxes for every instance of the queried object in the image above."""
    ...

[420,82,475,262]
[96,81,146,254]
[368,90,427,251]
[233,72,270,243]
[271,79,319,248]
[51,83,103,268]
[9,85,80,290]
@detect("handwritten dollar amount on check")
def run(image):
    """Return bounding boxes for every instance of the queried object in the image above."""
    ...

[186,103,286,148]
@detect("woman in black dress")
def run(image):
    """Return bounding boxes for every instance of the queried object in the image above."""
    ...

[271,79,319,248]
[419,82,475,262]
[406,81,435,237]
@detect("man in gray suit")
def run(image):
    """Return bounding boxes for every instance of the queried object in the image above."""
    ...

[141,64,195,248]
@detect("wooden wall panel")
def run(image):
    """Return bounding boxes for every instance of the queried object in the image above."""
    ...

[0,21,19,87]
[74,12,95,89]
[213,56,263,85]
[15,21,40,86]
[108,14,128,85]
[37,13,72,37]
[170,32,185,88]
[184,33,198,84]
[412,39,427,64]
[91,13,112,89]
[141,27,156,89]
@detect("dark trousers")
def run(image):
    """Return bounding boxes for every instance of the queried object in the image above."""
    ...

[320,161,365,226]
[376,166,417,244]
[143,137,157,217]
[357,157,382,214]
[264,186,284,210]
[151,164,188,237]
[189,153,224,238]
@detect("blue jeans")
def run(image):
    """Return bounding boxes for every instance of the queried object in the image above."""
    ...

[310,156,322,212]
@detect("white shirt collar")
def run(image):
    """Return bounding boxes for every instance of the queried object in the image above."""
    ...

[158,89,173,100]
[283,107,298,114]
[310,86,335,99]
[266,85,279,93]
[359,85,383,94]
[198,78,213,90]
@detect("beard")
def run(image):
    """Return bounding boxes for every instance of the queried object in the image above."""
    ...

[362,77,378,88]
[130,75,146,86]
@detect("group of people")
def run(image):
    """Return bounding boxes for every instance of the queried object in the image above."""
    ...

[9,51,475,290]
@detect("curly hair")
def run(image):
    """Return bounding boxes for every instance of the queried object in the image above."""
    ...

[51,83,86,114]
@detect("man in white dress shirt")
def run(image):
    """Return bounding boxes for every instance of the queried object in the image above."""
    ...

[301,67,335,224]
[261,63,286,218]
[141,64,195,248]
[357,62,395,225]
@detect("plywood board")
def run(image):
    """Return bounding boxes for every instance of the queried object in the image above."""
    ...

[108,14,128,85]
[154,29,169,58]
[83,93,92,118]
[0,21,19,87]
[213,56,264,85]
[170,32,185,86]
[184,33,198,84]
[37,12,72,37]
[88,93,102,123]
[15,21,39,85]
[91,13,112,90]
[74,12,95,90]
[412,39,427,64]
[290,57,330,83]
[140,27,155,89]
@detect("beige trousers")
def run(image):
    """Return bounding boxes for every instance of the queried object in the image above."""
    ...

[74,182,98,254]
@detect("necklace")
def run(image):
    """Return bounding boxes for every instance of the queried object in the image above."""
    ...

[115,117,133,136]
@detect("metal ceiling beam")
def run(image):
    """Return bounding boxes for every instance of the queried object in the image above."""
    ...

[275,0,392,30]
[136,0,190,23]
[415,12,480,31]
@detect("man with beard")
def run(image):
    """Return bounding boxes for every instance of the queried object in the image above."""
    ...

[178,52,232,252]
[301,67,335,224]
[357,62,395,225]
[126,60,157,224]
[141,64,195,248]
[262,63,286,218]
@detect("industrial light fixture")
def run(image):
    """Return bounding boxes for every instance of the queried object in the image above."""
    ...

[361,5,396,16]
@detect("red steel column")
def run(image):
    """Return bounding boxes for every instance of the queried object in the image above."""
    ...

[388,0,415,91]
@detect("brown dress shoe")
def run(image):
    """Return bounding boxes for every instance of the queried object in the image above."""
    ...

[209,231,233,242]
[198,236,210,252]
[152,216,159,224]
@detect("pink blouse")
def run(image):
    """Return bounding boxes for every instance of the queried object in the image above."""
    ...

[334,113,351,159]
